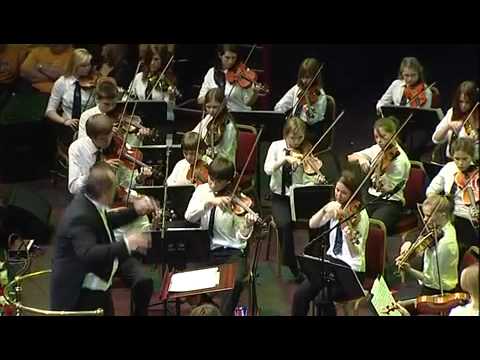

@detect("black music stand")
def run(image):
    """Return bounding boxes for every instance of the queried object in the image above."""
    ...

[379,106,443,129]
[423,161,444,182]
[133,185,195,221]
[173,107,203,134]
[297,254,365,306]
[117,100,168,128]
[230,110,285,141]
[290,184,333,222]
[133,144,182,167]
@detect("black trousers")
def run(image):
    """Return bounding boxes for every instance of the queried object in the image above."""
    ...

[292,256,365,316]
[453,216,479,266]
[208,248,247,316]
[76,289,115,316]
[271,193,299,275]
[118,256,154,316]
[365,194,403,235]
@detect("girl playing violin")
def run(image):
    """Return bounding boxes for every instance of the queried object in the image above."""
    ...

[184,156,257,315]
[197,44,260,112]
[264,117,326,282]
[376,57,434,111]
[347,116,411,235]
[128,44,176,121]
[292,170,369,316]
[167,131,210,186]
[274,58,329,143]
[395,194,459,296]
[193,88,238,164]
[432,80,479,163]
[46,48,96,154]
[426,137,479,263]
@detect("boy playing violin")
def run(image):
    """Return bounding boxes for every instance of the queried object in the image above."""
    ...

[347,116,410,235]
[184,156,257,315]
[292,170,369,316]
[167,131,210,186]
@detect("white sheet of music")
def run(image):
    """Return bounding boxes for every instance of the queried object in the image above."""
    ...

[370,276,402,316]
[169,267,220,292]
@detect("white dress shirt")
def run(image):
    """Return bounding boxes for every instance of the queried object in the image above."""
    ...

[184,183,253,251]
[198,67,254,112]
[78,105,102,139]
[426,161,475,221]
[432,108,479,160]
[274,85,328,125]
[311,201,369,273]
[45,75,95,120]
[68,136,98,194]
[422,222,458,291]
[167,156,212,186]
[264,140,314,196]
[376,79,433,112]
[129,72,175,121]
[192,114,238,165]
[352,144,410,204]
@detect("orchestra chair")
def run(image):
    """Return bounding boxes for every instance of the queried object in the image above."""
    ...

[351,218,387,315]
[393,161,427,236]
[431,86,441,109]
[112,276,134,316]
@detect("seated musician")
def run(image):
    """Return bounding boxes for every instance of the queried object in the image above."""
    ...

[192,88,238,165]
[98,44,136,92]
[264,117,326,282]
[292,170,369,316]
[197,44,260,111]
[449,264,479,316]
[128,44,176,121]
[274,57,329,143]
[167,131,210,186]
[0,44,28,96]
[395,194,459,296]
[50,162,155,316]
[426,137,479,264]
[347,116,410,235]
[432,81,479,163]
[184,156,257,315]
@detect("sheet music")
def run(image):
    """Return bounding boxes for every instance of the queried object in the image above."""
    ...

[169,267,220,292]
[370,276,402,316]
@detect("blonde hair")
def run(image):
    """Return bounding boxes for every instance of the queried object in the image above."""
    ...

[283,116,306,138]
[65,48,92,77]
[461,264,479,300]
[422,194,453,221]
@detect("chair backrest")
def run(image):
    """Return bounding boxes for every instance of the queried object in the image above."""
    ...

[431,86,441,109]
[236,124,258,177]
[404,161,427,210]
[365,218,387,280]
[316,95,336,153]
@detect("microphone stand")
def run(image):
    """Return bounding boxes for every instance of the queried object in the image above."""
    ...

[302,190,398,316]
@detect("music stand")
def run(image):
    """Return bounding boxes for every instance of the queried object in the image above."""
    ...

[423,161,444,182]
[380,106,443,128]
[297,254,366,303]
[134,185,195,221]
[230,110,285,142]
[117,100,168,127]
[133,144,182,167]
[173,107,203,134]
[290,184,333,222]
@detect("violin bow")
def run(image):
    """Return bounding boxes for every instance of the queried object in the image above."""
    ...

[453,102,479,138]
[404,81,437,107]
[145,54,175,101]
[290,63,324,118]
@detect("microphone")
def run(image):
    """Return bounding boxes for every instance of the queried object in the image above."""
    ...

[381,180,406,198]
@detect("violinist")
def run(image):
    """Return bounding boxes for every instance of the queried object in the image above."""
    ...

[426,137,479,263]
[432,81,479,162]
[167,131,210,186]
[347,116,410,235]
[193,88,238,164]
[449,264,479,316]
[128,44,176,121]
[292,170,369,316]
[274,58,329,143]
[46,48,96,157]
[395,194,459,296]
[197,44,260,111]
[264,117,324,282]
[376,57,434,111]
[184,156,257,315]
[98,44,136,92]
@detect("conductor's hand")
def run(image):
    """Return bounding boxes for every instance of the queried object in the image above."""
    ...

[126,231,151,254]
[133,196,156,216]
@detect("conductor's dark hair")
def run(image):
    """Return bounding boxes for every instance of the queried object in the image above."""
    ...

[208,156,235,181]
[83,162,116,200]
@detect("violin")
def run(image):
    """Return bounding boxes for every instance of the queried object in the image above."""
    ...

[226,63,269,95]
[287,140,327,184]
[78,71,102,89]
[204,113,227,148]
[105,134,149,170]
[404,82,428,108]
[147,72,182,99]
[297,85,322,117]
[396,228,444,269]
[454,167,479,205]
[215,182,264,225]
[372,143,400,192]
[186,159,209,186]
[337,199,362,245]
[416,292,470,315]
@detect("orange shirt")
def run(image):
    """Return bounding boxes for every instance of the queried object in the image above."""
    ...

[21,46,72,93]
[0,45,28,84]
